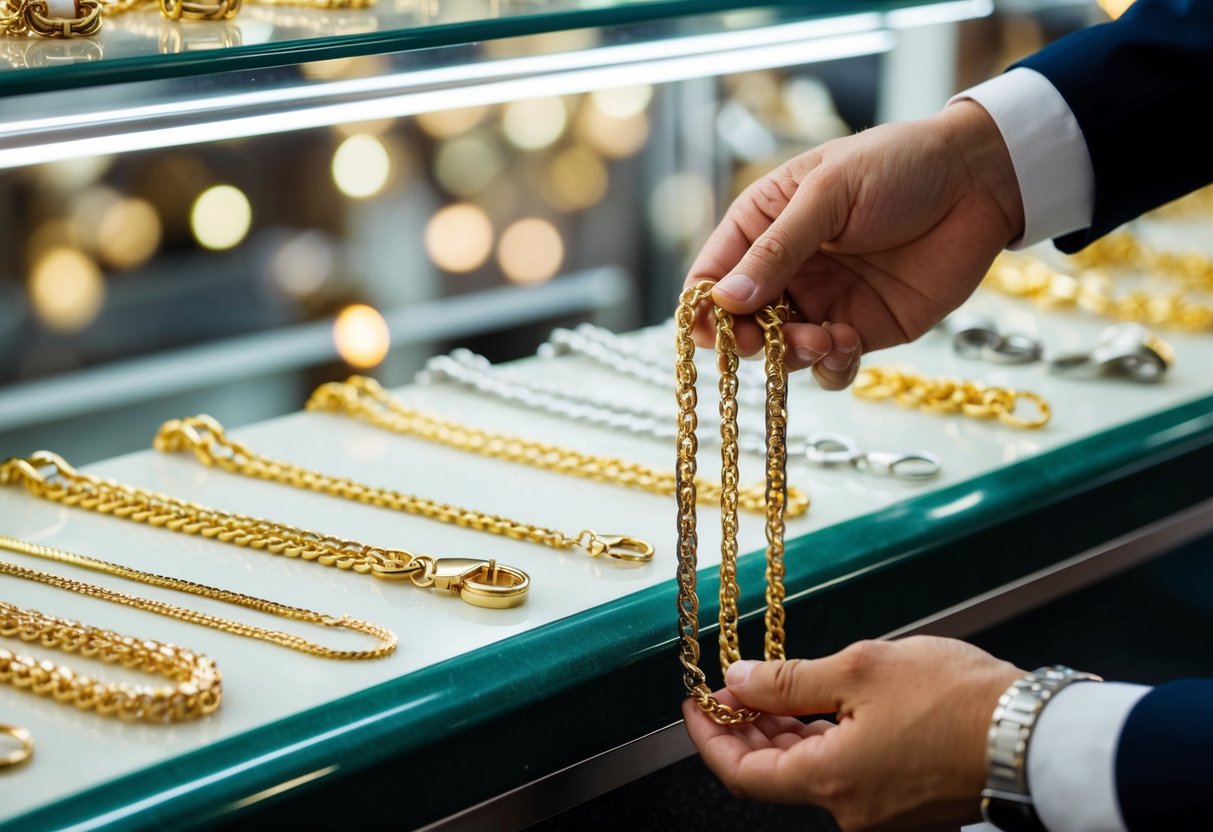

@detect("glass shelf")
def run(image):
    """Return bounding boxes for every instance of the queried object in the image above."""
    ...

[0,0,955,97]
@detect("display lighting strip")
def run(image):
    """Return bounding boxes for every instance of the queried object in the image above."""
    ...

[0,0,990,170]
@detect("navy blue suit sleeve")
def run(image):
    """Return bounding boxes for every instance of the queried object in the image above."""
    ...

[1114,678,1213,830]
[1013,0,1213,253]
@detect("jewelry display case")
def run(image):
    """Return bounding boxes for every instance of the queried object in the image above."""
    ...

[8,1,1213,830]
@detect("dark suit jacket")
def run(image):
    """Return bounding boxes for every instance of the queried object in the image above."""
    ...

[1014,0,1213,252]
[1115,679,1213,829]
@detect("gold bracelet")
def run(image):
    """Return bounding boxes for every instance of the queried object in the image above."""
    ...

[153,415,654,563]
[306,376,810,519]
[1,602,222,722]
[853,365,1051,429]
[0,453,529,609]
[0,724,33,769]
[674,281,791,726]
[0,535,397,659]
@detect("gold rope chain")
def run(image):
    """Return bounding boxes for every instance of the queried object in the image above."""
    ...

[0,453,530,609]
[306,376,809,519]
[0,601,221,722]
[0,535,397,659]
[675,281,791,726]
[853,365,1052,429]
[153,415,654,563]
[984,232,1213,331]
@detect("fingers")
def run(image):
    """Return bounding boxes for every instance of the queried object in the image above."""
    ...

[725,641,889,716]
[811,322,862,390]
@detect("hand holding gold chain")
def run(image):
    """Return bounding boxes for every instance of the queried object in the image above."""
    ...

[675,280,791,726]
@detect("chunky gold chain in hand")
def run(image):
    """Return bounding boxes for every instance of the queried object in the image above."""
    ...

[853,365,1051,429]
[307,376,808,519]
[0,601,221,722]
[153,415,653,563]
[0,452,529,608]
[0,535,396,659]
[675,281,791,726]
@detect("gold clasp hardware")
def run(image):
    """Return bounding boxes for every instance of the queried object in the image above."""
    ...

[422,558,530,609]
[574,530,654,563]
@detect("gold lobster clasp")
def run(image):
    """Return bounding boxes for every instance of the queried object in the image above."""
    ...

[574,530,654,563]
[411,558,530,609]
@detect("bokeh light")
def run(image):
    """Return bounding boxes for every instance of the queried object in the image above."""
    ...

[191,185,252,250]
[497,218,563,284]
[28,247,105,332]
[589,85,653,119]
[270,231,337,298]
[416,106,491,139]
[333,304,390,368]
[433,131,504,196]
[425,204,494,273]
[648,173,714,243]
[332,134,392,199]
[576,107,649,159]
[541,146,608,212]
[96,197,162,270]
[502,97,568,151]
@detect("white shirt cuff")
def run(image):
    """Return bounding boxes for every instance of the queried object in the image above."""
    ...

[948,67,1095,248]
[1027,681,1151,832]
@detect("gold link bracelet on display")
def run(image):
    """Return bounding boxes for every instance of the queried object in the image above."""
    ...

[0,724,33,769]
[674,280,790,726]
[0,535,396,659]
[852,366,1051,429]
[153,415,654,563]
[0,453,529,609]
[306,376,810,519]
[0,601,222,721]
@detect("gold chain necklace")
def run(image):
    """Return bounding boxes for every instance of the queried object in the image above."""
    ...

[1,601,221,721]
[853,365,1051,429]
[0,535,396,659]
[152,415,654,564]
[306,376,810,519]
[674,281,790,726]
[0,724,33,769]
[0,453,529,609]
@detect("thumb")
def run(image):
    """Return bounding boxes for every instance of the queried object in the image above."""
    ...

[725,657,846,717]
[711,171,845,314]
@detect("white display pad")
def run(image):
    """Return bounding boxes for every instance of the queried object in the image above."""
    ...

[2,284,1212,822]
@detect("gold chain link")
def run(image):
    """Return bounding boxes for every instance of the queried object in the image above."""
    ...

[853,365,1051,429]
[0,452,529,608]
[152,414,653,563]
[306,376,809,519]
[674,281,791,726]
[0,601,222,722]
[0,535,396,659]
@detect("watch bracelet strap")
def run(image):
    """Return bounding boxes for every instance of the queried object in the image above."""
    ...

[980,665,1102,832]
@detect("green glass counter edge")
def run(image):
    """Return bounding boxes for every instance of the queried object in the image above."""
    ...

[7,390,1213,831]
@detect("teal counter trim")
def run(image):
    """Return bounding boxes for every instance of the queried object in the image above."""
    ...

[9,391,1213,831]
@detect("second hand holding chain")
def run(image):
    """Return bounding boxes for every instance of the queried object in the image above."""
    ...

[0,453,529,609]
[152,415,653,563]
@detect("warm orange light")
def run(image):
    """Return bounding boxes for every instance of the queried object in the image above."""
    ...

[498,218,563,284]
[29,247,105,332]
[425,204,494,273]
[333,304,390,368]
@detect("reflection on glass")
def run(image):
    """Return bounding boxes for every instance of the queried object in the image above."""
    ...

[191,184,252,250]
[497,217,562,284]
[29,248,106,332]
[0,36,103,69]
[425,203,493,273]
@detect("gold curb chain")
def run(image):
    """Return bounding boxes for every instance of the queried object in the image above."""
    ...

[674,281,791,726]
[0,601,222,722]
[0,535,397,659]
[306,375,810,519]
[853,365,1052,429]
[0,724,33,769]
[152,414,654,563]
[0,452,530,608]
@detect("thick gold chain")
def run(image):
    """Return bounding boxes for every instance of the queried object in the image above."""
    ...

[153,415,653,563]
[853,365,1051,429]
[984,233,1213,331]
[674,280,790,726]
[306,376,809,519]
[0,601,221,722]
[0,535,396,659]
[0,452,530,607]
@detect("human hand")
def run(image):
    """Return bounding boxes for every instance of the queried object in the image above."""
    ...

[681,636,1025,831]
[684,100,1024,389]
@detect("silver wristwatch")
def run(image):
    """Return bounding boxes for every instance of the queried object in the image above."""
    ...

[981,665,1102,832]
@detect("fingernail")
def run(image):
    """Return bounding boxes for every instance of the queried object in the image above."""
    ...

[794,345,826,364]
[714,274,758,304]
[823,351,852,372]
[726,660,757,689]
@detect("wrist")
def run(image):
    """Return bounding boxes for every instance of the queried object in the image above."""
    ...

[938,99,1026,246]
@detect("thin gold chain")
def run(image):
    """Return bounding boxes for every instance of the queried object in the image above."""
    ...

[0,601,221,722]
[0,535,396,659]
[306,376,809,519]
[853,365,1051,429]
[0,452,529,606]
[152,415,653,563]
[674,280,790,726]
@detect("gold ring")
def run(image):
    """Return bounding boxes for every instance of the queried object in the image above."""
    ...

[0,724,33,770]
